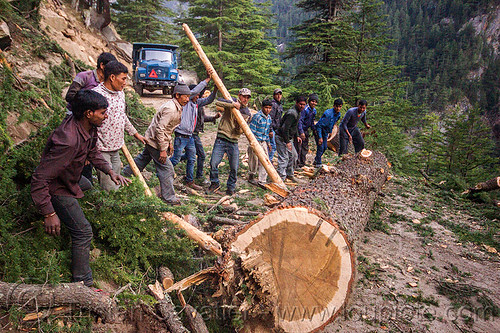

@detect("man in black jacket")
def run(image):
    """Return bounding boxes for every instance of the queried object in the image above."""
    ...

[268,88,283,161]
[275,95,307,181]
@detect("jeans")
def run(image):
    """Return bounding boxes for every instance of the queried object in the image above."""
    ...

[275,134,297,180]
[314,129,328,166]
[123,144,177,201]
[339,127,365,155]
[268,131,276,160]
[170,135,196,183]
[209,137,239,191]
[248,141,269,183]
[96,150,120,191]
[51,195,93,287]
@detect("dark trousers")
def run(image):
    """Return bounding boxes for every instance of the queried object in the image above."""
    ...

[339,127,365,155]
[313,129,329,166]
[51,195,93,287]
[294,133,309,168]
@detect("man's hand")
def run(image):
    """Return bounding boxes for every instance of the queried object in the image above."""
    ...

[366,124,371,129]
[167,144,174,157]
[318,138,323,145]
[159,150,168,163]
[233,101,241,110]
[134,133,146,144]
[269,131,274,139]
[109,170,132,186]
[297,137,302,144]
[215,112,221,119]
[286,142,292,151]
[44,214,61,236]
[300,133,306,140]
[267,143,271,151]
[348,134,353,143]
[206,68,213,80]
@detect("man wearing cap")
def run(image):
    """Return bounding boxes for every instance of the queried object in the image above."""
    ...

[208,88,252,195]
[296,93,318,168]
[268,88,283,161]
[122,84,192,205]
[169,75,213,191]
[248,99,273,186]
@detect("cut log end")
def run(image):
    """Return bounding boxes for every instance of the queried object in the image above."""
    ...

[359,149,372,159]
[225,207,355,333]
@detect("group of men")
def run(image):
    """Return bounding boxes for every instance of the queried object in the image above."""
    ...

[30,52,371,288]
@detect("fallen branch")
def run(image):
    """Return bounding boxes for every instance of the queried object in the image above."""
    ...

[0,282,119,323]
[147,281,188,333]
[166,267,218,293]
[206,195,232,213]
[210,216,245,226]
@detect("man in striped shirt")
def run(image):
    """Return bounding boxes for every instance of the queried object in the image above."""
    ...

[247,99,273,186]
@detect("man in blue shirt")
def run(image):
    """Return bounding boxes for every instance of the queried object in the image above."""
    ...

[314,99,343,167]
[338,99,371,156]
[248,99,273,186]
[296,94,318,168]
[170,75,212,190]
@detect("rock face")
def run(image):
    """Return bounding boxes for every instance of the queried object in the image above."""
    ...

[0,21,11,50]
[468,4,500,56]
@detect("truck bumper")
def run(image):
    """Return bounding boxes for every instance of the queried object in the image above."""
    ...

[137,80,176,87]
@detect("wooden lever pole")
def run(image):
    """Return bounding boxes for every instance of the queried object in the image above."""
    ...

[121,144,153,197]
[122,144,222,256]
[182,23,288,195]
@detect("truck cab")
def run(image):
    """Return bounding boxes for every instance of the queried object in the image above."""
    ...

[132,43,179,96]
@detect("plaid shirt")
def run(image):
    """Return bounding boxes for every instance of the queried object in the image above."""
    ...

[249,110,271,143]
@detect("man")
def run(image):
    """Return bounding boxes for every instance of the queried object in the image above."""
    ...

[122,84,192,205]
[93,61,145,191]
[275,95,307,181]
[268,88,284,161]
[31,90,131,287]
[338,99,371,156]
[191,87,220,184]
[208,88,252,195]
[65,52,117,183]
[248,99,273,186]
[314,99,343,167]
[296,94,318,168]
[170,76,216,191]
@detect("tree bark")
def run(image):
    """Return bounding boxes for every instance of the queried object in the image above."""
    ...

[466,177,500,195]
[158,267,174,290]
[0,282,119,323]
[184,304,209,333]
[218,151,390,332]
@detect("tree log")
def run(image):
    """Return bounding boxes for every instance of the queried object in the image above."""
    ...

[158,267,174,290]
[464,176,500,195]
[326,124,339,152]
[0,282,119,323]
[184,304,209,333]
[219,151,390,332]
[148,281,188,333]
[210,216,245,226]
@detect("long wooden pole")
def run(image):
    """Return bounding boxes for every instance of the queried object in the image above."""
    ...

[122,144,222,256]
[182,24,288,194]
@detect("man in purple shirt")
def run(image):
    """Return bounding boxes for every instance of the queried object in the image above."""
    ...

[338,99,371,156]
[31,90,130,287]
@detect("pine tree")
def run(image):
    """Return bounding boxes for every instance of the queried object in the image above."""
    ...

[111,0,175,43]
[177,0,280,95]
[287,0,400,106]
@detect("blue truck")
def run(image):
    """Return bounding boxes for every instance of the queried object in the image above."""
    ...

[132,43,179,96]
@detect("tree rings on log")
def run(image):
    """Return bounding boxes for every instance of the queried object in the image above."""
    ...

[228,207,354,333]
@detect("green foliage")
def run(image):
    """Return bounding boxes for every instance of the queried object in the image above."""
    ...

[111,0,176,43]
[177,0,281,94]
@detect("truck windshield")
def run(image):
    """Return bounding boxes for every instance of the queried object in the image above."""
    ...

[143,50,173,62]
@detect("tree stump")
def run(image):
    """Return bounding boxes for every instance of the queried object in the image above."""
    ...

[218,151,390,332]
[326,124,339,152]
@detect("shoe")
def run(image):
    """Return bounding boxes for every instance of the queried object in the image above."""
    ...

[257,181,268,189]
[185,181,203,191]
[248,178,259,186]
[286,175,299,183]
[195,177,210,186]
[207,183,221,194]
[226,188,235,196]
[162,198,181,206]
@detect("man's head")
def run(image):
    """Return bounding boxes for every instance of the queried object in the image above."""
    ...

[333,98,343,112]
[104,61,128,91]
[97,52,117,71]
[238,88,251,106]
[173,84,191,106]
[308,94,319,108]
[357,99,367,113]
[72,90,109,126]
[295,95,307,112]
[273,88,283,102]
[262,99,273,116]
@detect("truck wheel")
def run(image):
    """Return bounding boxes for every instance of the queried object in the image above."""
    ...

[162,87,173,96]
[134,84,143,96]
